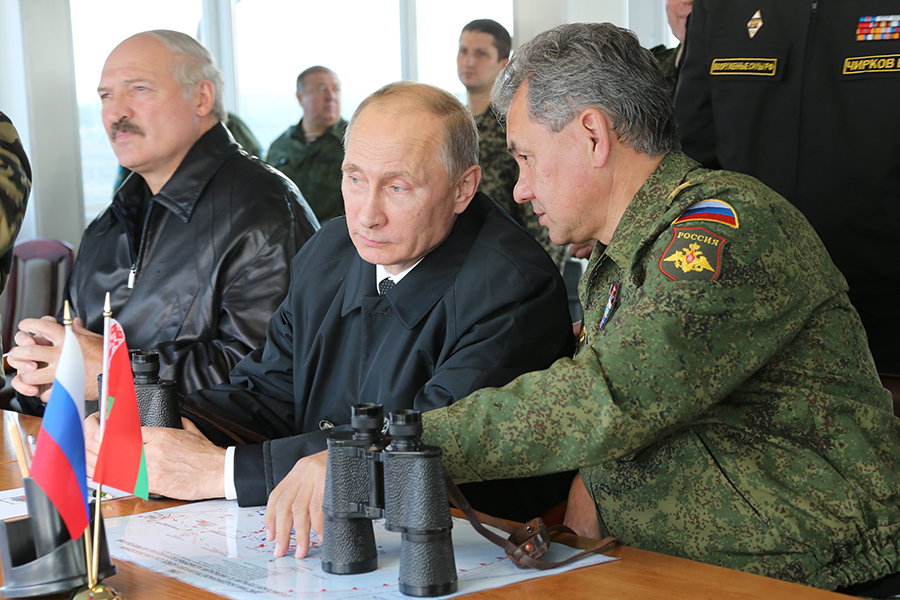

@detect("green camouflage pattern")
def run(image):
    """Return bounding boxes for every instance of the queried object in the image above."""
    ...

[266,118,347,223]
[423,151,900,590]
[225,113,262,158]
[650,44,682,98]
[474,107,566,269]
[0,112,30,292]
[0,112,31,387]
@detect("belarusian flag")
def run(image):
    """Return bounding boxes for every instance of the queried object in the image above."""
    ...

[92,319,149,499]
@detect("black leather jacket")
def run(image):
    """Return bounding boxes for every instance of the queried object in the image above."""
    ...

[18,123,319,415]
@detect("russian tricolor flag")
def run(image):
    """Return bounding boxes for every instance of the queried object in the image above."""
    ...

[673,199,740,228]
[30,325,89,541]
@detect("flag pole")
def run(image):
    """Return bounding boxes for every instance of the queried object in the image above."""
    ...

[99,292,112,435]
[62,302,94,590]
[91,293,113,589]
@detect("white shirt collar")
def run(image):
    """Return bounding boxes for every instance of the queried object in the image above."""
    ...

[375,260,422,293]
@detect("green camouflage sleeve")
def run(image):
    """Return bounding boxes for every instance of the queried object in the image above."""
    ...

[423,173,845,484]
[0,112,30,291]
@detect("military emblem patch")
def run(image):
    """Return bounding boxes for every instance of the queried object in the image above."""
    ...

[747,9,763,38]
[660,227,727,281]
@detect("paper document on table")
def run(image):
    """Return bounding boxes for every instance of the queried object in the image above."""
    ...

[0,488,27,521]
[104,499,617,599]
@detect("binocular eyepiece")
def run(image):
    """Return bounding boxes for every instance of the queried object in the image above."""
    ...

[321,404,457,597]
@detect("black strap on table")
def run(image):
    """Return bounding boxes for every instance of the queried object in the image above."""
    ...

[444,472,618,570]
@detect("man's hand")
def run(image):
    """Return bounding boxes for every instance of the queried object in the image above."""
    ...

[10,316,104,401]
[563,472,601,538]
[264,451,328,559]
[85,413,226,501]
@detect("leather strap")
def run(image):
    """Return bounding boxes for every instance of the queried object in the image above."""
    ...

[180,395,270,445]
[445,473,618,570]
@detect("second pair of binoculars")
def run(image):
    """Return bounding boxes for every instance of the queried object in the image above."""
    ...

[97,350,181,429]
[322,404,457,597]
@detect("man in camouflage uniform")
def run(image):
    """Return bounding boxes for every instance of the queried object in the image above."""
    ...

[458,19,565,268]
[267,66,346,223]
[0,112,30,386]
[650,0,693,97]
[267,23,900,595]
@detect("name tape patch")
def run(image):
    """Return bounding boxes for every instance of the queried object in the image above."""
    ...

[843,54,900,74]
[710,58,777,76]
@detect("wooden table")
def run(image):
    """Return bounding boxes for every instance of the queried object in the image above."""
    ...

[0,411,847,599]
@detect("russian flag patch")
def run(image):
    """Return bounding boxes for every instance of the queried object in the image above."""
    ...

[673,199,739,228]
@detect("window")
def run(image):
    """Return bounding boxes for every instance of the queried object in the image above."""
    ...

[416,1,513,104]
[69,0,513,220]
[234,0,402,156]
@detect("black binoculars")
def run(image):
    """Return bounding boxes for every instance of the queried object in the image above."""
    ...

[96,350,181,428]
[321,404,457,597]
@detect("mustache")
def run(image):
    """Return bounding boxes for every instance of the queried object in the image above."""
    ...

[110,120,144,139]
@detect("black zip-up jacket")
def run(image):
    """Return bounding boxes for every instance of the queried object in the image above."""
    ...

[674,0,900,372]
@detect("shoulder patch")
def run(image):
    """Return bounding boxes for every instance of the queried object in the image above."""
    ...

[673,199,739,228]
[660,227,727,281]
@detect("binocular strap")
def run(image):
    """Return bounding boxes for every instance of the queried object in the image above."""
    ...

[444,473,618,570]
[181,395,270,445]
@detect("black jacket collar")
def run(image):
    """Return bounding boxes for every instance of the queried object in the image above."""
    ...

[115,122,239,223]
[340,192,489,329]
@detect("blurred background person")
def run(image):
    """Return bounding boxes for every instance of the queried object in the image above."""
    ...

[267,66,346,223]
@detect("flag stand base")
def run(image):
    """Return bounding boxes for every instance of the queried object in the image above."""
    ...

[70,581,122,600]
[0,478,117,598]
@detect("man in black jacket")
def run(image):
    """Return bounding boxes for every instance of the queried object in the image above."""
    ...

[85,81,575,523]
[674,1,900,374]
[9,30,318,411]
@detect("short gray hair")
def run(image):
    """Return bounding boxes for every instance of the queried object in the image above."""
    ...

[344,81,479,184]
[492,22,679,156]
[143,30,227,123]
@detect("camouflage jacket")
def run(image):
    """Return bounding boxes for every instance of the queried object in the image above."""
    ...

[0,112,30,386]
[474,106,565,269]
[225,113,262,158]
[423,151,900,590]
[0,112,29,291]
[266,118,347,223]
[650,43,682,98]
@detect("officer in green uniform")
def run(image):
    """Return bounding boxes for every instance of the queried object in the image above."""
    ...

[264,23,900,596]
[458,19,565,269]
[0,112,31,386]
[266,66,347,223]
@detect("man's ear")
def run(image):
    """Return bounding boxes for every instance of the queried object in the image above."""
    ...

[196,79,216,118]
[580,108,611,169]
[453,165,481,214]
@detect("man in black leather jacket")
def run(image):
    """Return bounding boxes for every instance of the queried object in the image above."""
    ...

[9,30,318,412]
